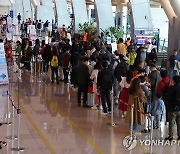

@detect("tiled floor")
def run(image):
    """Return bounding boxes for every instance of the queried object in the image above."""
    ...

[0,69,179,154]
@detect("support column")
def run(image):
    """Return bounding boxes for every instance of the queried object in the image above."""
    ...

[130,0,152,29]
[160,0,176,24]
[116,6,127,34]
[169,0,180,55]
[12,0,23,22]
[37,0,54,23]
[160,0,179,55]
[23,0,32,20]
[72,0,88,32]
[95,0,114,31]
[55,0,70,28]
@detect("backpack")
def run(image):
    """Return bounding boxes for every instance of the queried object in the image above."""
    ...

[62,55,69,68]
[175,86,180,110]
[37,22,42,29]
[114,62,127,82]
[162,79,171,102]
[51,56,58,67]
[102,69,113,90]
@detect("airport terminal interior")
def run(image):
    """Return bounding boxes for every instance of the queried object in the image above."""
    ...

[0,0,180,154]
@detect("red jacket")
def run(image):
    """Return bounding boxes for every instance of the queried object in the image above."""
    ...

[157,77,174,94]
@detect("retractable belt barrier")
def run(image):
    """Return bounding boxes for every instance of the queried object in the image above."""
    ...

[111,94,154,154]
[6,57,45,77]
[5,86,25,151]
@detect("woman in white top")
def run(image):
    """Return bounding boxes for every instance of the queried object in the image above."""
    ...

[90,62,102,109]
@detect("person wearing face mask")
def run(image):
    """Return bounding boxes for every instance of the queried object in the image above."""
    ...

[52,27,60,42]
[140,47,147,68]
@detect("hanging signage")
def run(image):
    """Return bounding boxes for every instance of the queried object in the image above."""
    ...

[10,10,13,18]
[0,43,9,85]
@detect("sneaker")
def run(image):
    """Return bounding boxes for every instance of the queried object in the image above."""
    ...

[165,136,173,141]
[133,132,142,136]
[98,105,103,110]
[91,105,97,110]
[121,115,125,118]
[141,129,149,133]
[100,112,108,116]
[114,99,119,105]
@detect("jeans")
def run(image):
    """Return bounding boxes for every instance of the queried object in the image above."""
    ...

[113,78,121,98]
[168,112,180,138]
[51,66,59,83]
[45,27,49,35]
[100,89,111,113]
[77,84,88,105]
[133,124,140,131]
[43,61,49,73]
[169,67,177,80]
[154,115,161,128]
[37,29,42,37]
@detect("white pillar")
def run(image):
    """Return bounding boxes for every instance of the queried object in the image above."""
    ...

[72,0,88,32]
[95,0,114,31]
[55,0,70,28]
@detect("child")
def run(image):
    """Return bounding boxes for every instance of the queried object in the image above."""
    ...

[119,70,133,118]
[151,92,165,129]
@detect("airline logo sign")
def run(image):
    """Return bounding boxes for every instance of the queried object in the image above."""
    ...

[0,43,9,85]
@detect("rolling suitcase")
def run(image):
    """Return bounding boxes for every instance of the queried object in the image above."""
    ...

[87,93,94,107]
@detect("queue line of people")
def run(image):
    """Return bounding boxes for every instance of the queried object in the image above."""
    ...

[7,32,180,142]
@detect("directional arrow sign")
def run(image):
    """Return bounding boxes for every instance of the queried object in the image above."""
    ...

[0,73,6,79]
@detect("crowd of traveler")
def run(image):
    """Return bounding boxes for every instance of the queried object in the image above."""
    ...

[11,31,180,140]
[0,13,180,148]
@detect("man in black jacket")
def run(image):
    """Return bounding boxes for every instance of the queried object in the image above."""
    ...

[52,27,60,42]
[114,56,129,82]
[97,61,114,115]
[165,75,180,141]
[76,56,90,107]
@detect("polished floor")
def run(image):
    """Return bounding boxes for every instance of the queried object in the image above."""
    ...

[0,67,179,154]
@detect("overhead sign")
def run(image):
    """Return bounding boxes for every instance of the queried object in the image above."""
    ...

[134,29,159,37]
[10,10,13,18]
[0,43,9,85]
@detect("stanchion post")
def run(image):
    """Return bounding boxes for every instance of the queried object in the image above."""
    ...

[11,72,25,152]
[130,104,134,137]
[35,59,37,76]
[6,98,17,140]
[107,88,117,127]
[150,115,154,154]
[38,60,41,78]
[6,91,12,125]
